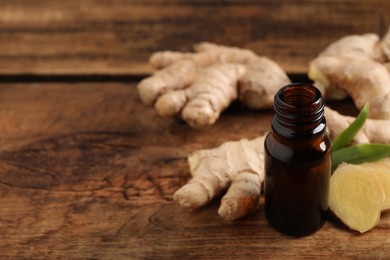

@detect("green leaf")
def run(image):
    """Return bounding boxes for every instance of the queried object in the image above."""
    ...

[332,143,390,171]
[332,103,369,151]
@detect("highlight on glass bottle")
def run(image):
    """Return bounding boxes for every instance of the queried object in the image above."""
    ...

[264,83,332,237]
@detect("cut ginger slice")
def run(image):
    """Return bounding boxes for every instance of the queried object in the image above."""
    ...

[329,163,385,233]
[361,159,390,210]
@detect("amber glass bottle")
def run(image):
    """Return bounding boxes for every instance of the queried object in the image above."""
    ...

[264,83,331,237]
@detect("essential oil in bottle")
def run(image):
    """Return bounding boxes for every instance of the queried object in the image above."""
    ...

[264,83,331,237]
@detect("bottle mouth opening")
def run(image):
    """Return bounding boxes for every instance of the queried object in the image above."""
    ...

[277,83,322,109]
[274,83,324,125]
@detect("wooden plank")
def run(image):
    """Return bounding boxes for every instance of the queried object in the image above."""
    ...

[2,83,390,259]
[0,0,388,75]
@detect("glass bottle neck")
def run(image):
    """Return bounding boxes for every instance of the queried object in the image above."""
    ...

[272,83,326,139]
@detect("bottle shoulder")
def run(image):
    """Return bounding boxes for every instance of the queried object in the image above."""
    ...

[265,130,331,164]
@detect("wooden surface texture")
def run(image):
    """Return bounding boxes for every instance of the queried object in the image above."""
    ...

[1,84,390,259]
[0,0,389,75]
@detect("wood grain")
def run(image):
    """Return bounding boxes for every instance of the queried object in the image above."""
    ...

[0,0,389,75]
[1,83,389,259]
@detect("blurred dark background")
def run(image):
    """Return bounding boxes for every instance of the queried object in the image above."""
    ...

[0,0,388,79]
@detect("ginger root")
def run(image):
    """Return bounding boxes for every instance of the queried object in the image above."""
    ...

[329,162,385,233]
[318,33,384,62]
[155,64,245,127]
[361,159,390,210]
[310,56,390,119]
[138,43,290,128]
[173,136,265,220]
[329,159,390,233]
[140,28,390,127]
[309,27,390,119]
[325,107,390,144]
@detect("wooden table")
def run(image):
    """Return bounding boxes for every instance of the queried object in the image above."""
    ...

[1,84,390,259]
[0,1,390,259]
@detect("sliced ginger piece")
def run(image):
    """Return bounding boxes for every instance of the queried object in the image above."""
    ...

[360,158,390,210]
[329,163,385,233]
